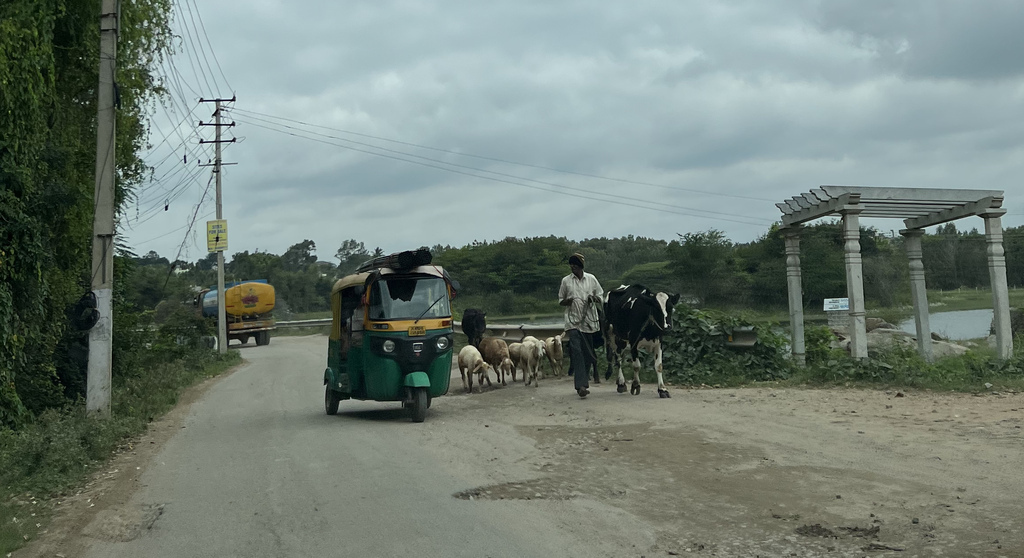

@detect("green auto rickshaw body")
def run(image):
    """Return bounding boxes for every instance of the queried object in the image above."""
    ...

[325,262,455,419]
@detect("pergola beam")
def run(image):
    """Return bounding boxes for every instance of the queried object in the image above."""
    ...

[821,185,1004,202]
[781,192,858,226]
[904,196,1004,229]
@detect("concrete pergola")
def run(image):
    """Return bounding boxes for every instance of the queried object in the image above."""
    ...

[777,185,1012,364]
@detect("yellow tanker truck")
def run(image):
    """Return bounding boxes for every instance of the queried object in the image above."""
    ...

[199,280,276,346]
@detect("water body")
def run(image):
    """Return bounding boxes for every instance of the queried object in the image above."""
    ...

[898,309,993,340]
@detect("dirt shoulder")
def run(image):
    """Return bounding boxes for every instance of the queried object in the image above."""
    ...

[12,361,246,558]
[421,374,1024,557]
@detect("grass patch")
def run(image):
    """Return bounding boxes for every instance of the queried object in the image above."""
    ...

[282,311,331,321]
[273,326,331,338]
[0,348,240,554]
[929,287,1024,312]
[788,346,1024,392]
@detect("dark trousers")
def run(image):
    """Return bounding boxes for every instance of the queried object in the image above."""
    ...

[568,329,595,391]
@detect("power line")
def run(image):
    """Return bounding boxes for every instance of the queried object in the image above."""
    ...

[170,171,216,265]
[229,106,778,204]
[184,0,232,91]
[179,0,227,94]
[170,0,215,95]
[233,116,772,227]
[230,114,773,227]
[133,210,215,247]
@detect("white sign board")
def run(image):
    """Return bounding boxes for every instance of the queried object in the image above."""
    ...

[823,298,850,311]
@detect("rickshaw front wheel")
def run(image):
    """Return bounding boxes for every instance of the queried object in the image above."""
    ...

[410,387,428,423]
[325,386,341,415]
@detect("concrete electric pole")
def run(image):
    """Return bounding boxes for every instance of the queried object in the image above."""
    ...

[199,98,236,354]
[87,0,119,416]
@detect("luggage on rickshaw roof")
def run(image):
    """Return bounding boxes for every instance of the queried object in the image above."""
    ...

[355,248,432,274]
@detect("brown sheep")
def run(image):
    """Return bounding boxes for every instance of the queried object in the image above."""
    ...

[479,337,513,386]
[507,342,524,382]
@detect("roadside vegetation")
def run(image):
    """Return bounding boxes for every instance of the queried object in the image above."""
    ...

[0,295,239,553]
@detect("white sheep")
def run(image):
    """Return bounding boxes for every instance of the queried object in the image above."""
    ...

[458,345,490,393]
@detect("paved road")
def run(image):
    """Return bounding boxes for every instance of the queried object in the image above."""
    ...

[60,335,1024,557]
[79,336,609,558]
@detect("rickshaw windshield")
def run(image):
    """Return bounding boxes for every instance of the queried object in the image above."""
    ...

[368,276,451,320]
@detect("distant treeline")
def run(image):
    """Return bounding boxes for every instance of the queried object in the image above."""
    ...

[134,221,1024,322]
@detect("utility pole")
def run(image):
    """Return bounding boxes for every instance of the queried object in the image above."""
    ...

[87,0,119,416]
[199,98,236,354]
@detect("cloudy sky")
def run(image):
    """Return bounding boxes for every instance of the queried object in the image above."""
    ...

[122,0,1024,264]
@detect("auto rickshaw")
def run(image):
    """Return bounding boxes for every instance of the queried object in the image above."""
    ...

[323,249,457,422]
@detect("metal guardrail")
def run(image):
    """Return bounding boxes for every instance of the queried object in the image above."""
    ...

[274,318,565,341]
[275,318,332,329]
[274,319,757,347]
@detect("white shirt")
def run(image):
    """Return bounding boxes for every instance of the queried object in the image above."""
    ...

[559,272,603,333]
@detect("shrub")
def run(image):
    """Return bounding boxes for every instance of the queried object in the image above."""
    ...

[661,305,790,386]
[804,325,836,365]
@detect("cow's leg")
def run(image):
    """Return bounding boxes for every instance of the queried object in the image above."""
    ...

[615,340,628,393]
[468,365,475,393]
[460,363,469,393]
[653,340,670,398]
[629,345,642,395]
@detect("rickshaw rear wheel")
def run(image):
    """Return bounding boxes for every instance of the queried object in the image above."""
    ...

[325,386,340,415]
[410,387,428,422]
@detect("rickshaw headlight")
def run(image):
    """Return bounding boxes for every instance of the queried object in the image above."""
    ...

[382,339,396,353]
[435,336,450,351]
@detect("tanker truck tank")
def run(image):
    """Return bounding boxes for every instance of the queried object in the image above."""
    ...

[200,280,276,346]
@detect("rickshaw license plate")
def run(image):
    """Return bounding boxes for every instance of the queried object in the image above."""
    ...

[408,326,426,336]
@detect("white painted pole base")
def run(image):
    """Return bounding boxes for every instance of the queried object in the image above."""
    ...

[86,287,113,416]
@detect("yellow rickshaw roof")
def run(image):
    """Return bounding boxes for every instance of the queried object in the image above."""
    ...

[331,272,372,296]
[330,266,449,296]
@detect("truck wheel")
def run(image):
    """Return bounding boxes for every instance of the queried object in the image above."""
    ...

[239,335,250,345]
[410,387,428,423]
[325,386,340,415]
[256,331,271,346]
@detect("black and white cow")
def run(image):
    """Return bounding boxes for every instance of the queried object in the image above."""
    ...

[603,284,681,398]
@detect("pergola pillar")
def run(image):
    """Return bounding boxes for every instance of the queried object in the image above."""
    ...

[900,228,933,361]
[841,207,868,359]
[783,226,805,366]
[777,186,1008,363]
[983,211,1013,359]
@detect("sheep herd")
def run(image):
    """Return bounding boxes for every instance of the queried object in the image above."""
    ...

[457,335,564,393]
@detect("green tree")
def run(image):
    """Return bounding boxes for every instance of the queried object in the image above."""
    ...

[281,239,318,272]
[667,230,740,306]
[1,0,173,426]
[334,239,369,277]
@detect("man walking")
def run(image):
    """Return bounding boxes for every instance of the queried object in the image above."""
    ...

[558,253,603,398]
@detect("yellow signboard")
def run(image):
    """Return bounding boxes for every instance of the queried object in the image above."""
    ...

[206,219,228,252]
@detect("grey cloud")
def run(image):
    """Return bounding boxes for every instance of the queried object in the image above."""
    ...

[813,0,1024,81]
[126,0,1024,261]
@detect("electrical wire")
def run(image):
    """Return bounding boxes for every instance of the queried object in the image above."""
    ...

[183,0,232,92]
[233,116,771,227]
[229,106,778,204]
